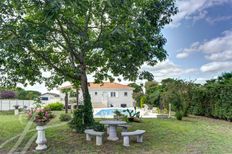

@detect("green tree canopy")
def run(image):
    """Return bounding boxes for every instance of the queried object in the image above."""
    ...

[0,0,177,126]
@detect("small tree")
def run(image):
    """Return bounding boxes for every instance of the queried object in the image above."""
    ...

[0,91,16,99]
[128,83,144,107]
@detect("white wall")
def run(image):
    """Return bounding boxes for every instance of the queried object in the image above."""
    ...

[82,89,134,107]
[0,99,34,111]
[60,88,134,108]
[40,94,62,105]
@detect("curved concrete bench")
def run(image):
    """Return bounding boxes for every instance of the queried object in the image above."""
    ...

[121,130,145,147]
[84,129,104,146]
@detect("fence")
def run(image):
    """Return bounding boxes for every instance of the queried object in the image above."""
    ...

[0,99,35,111]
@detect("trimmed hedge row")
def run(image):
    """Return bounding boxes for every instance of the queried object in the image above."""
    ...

[45,102,64,111]
[189,85,232,121]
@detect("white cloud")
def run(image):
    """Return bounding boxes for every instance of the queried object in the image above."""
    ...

[176,29,232,73]
[142,59,197,81]
[200,61,232,72]
[176,52,189,59]
[205,50,232,61]
[206,15,232,25]
[176,30,232,60]
[168,0,231,28]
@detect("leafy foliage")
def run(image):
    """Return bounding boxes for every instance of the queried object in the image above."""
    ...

[143,72,232,121]
[16,89,41,100]
[0,90,16,99]
[124,107,141,122]
[128,83,144,107]
[0,0,177,127]
[59,113,71,122]
[45,102,64,111]
[87,122,105,132]
[175,111,183,120]
[69,105,85,133]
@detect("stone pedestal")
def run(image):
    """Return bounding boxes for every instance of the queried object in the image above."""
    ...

[96,136,102,146]
[86,134,91,141]
[107,125,118,141]
[35,126,47,151]
[123,136,130,146]
[14,109,19,115]
[137,135,143,143]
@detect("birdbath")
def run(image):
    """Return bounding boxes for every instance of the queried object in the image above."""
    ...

[100,120,127,141]
[35,125,47,150]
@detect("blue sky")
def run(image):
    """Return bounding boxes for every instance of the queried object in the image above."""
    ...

[22,0,232,93]
[146,0,232,83]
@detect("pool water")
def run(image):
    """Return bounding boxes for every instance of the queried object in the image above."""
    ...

[95,108,133,117]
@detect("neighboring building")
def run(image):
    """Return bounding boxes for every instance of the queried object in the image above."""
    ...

[60,82,134,108]
[40,93,61,104]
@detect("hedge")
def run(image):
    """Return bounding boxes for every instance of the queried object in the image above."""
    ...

[189,85,232,121]
[45,102,64,111]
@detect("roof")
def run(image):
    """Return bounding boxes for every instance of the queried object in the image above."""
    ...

[60,82,133,90]
[89,82,132,89]
[41,93,60,97]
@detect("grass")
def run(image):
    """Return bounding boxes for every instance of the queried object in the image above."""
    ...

[0,111,232,154]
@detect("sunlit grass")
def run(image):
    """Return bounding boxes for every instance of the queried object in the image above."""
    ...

[0,111,232,154]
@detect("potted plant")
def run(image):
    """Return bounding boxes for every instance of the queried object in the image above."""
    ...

[27,108,54,151]
[124,107,141,122]
[14,105,20,115]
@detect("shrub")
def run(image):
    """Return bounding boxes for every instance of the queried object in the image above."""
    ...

[87,122,105,132]
[0,91,16,99]
[59,113,71,122]
[175,111,183,120]
[69,106,85,133]
[45,102,64,111]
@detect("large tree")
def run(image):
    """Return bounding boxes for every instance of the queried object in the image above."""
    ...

[0,0,177,126]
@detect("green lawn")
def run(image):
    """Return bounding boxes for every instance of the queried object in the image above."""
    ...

[0,111,232,154]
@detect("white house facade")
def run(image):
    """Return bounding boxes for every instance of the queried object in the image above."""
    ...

[60,82,134,108]
[40,93,61,104]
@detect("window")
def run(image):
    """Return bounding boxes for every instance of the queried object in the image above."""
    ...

[41,97,48,101]
[110,92,116,97]
[95,92,98,95]
[124,92,128,96]
[121,104,127,108]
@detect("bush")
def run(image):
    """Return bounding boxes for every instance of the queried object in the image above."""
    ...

[0,91,16,99]
[59,113,71,122]
[69,106,85,133]
[45,102,64,111]
[189,85,232,121]
[175,111,183,120]
[87,122,105,132]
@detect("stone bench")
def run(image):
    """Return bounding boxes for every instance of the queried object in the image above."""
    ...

[84,129,104,146]
[121,130,145,147]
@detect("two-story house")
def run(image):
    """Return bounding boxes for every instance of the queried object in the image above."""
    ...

[60,82,134,108]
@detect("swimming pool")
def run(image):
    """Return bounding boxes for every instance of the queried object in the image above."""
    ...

[94,108,134,118]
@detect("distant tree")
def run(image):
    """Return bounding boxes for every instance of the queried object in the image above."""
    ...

[128,83,144,107]
[144,81,162,107]
[16,89,41,100]
[0,91,16,99]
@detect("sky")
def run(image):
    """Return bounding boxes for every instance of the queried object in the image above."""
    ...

[22,0,232,93]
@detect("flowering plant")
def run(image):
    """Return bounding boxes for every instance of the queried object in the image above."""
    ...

[27,108,54,126]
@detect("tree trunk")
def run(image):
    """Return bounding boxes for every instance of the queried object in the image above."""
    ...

[65,92,68,113]
[80,71,94,126]
[76,88,79,108]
